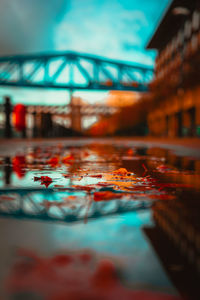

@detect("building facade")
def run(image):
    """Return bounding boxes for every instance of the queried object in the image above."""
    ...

[147,0,200,137]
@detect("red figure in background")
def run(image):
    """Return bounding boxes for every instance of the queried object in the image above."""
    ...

[13,104,27,138]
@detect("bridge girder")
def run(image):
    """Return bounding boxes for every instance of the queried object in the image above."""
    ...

[0,51,153,92]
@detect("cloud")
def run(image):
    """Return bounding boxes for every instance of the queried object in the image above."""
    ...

[0,0,68,55]
[0,0,169,62]
[54,0,160,66]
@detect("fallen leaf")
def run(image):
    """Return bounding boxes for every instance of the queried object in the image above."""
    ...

[93,191,123,201]
[40,176,52,188]
[112,168,131,176]
[47,157,59,167]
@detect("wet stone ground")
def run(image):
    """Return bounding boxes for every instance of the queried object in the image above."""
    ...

[0,140,200,299]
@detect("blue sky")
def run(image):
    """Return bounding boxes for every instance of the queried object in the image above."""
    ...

[0,0,170,104]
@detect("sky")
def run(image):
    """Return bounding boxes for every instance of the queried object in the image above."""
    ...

[0,0,170,105]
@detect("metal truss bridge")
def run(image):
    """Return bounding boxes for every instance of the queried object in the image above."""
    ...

[0,188,151,224]
[0,51,153,92]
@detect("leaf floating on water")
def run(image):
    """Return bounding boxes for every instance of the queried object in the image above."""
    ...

[62,154,75,165]
[40,176,53,188]
[33,176,53,188]
[113,168,130,176]
[71,184,96,192]
[33,176,41,182]
[93,191,123,202]
[88,174,103,178]
[47,156,59,167]
[126,148,134,156]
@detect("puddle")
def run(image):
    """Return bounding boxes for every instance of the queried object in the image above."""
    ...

[0,141,200,299]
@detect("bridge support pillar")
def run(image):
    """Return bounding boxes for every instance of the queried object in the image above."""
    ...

[69,93,82,134]
[32,111,38,138]
[70,104,82,133]
[38,113,53,137]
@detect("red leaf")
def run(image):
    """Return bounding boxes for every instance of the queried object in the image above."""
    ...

[47,157,59,167]
[40,176,52,188]
[94,191,123,201]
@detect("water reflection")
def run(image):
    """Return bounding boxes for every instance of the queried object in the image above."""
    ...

[4,157,12,186]
[1,144,200,227]
[146,190,200,299]
[0,143,200,299]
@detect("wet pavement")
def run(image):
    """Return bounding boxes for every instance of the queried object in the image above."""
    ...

[0,138,200,299]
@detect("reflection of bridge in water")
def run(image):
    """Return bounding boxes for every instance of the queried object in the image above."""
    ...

[0,188,151,224]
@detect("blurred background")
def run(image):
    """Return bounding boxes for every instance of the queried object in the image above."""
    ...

[0,0,200,139]
[0,0,200,137]
[0,0,163,138]
[0,0,167,137]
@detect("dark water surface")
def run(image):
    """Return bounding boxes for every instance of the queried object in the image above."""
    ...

[0,140,200,299]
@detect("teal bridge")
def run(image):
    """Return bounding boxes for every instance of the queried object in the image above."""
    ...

[0,51,153,92]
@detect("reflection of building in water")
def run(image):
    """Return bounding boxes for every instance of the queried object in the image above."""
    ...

[4,157,12,185]
[146,0,200,137]
[153,196,200,267]
[144,191,200,299]
[146,147,200,185]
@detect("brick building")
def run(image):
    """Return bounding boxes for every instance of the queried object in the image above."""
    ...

[147,0,200,137]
